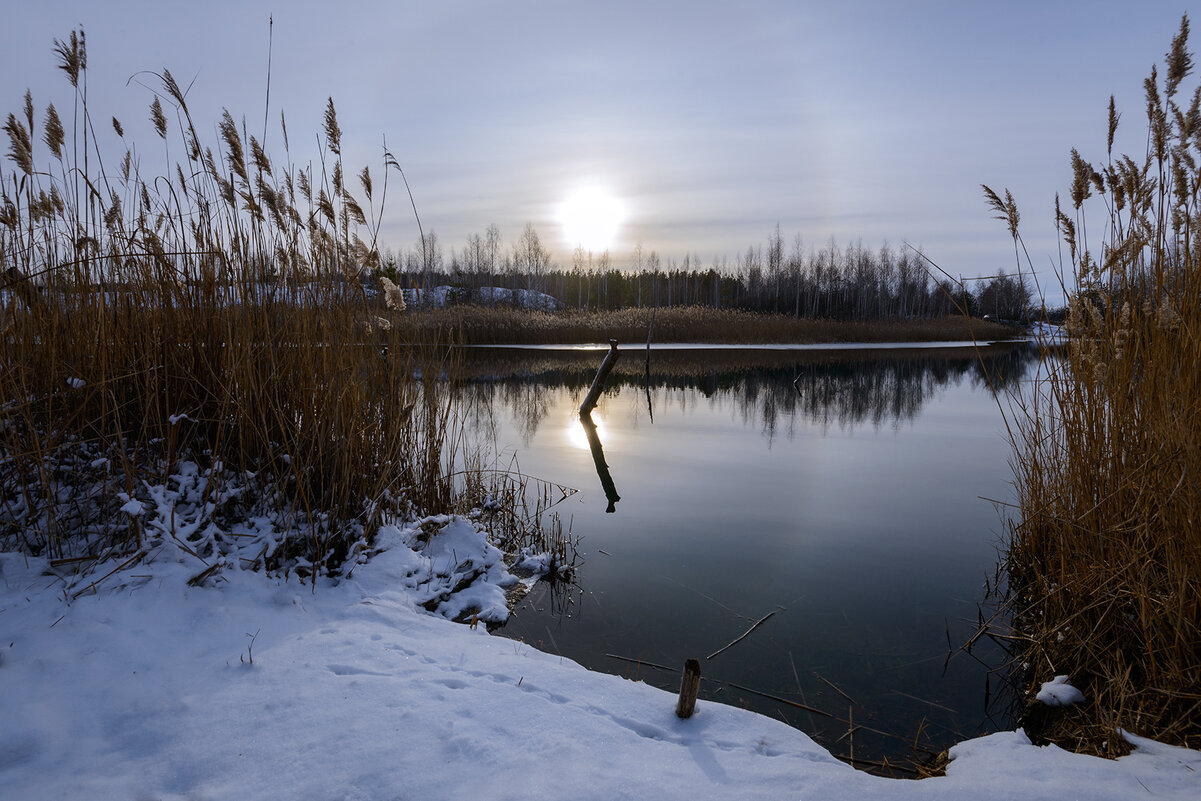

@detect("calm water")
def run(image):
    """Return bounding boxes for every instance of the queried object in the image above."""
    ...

[457,343,1033,769]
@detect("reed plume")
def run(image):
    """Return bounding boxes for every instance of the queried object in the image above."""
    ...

[0,28,509,581]
[994,13,1201,756]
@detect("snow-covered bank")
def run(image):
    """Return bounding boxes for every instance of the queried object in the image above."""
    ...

[402,285,565,311]
[2,522,1198,801]
[1028,320,1066,346]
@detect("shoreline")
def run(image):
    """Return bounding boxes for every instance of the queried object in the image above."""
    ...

[390,306,1027,347]
[458,338,1026,350]
[2,521,1197,800]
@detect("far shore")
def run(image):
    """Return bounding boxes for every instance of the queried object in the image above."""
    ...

[391,305,1026,346]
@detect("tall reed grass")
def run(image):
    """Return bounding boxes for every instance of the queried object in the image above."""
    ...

[0,30,479,575]
[990,15,1201,754]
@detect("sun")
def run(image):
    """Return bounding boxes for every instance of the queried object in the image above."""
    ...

[558,187,625,253]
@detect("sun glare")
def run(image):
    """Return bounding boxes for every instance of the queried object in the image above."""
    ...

[567,413,607,451]
[558,188,625,253]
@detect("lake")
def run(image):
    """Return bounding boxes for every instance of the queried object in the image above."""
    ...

[455,341,1034,771]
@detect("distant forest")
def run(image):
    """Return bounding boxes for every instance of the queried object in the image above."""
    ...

[379,223,1035,322]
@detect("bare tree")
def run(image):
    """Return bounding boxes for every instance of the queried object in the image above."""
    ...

[485,223,502,275]
[978,273,1032,320]
[768,224,784,313]
[513,222,551,291]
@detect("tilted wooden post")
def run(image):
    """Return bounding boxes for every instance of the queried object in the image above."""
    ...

[579,339,620,415]
[676,658,702,718]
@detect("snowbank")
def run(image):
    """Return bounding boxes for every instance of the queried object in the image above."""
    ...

[403,285,565,311]
[2,521,1198,800]
[1028,321,1066,346]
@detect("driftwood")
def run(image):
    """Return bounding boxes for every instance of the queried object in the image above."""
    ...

[579,339,620,415]
[725,681,833,718]
[605,653,675,672]
[706,610,777,660]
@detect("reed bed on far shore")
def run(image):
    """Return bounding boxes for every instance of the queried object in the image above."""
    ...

[990,16,1201,755]
[0,31,557,579]
[394,304,1022,346]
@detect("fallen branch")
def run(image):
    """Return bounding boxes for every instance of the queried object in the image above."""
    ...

[707,609,777,660]
[813,670,858,705]
[725,681,834,718]
[604,653,676,672]
[70,550,145,599]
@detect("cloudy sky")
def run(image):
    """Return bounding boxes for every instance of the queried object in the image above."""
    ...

[2,1,1193,299]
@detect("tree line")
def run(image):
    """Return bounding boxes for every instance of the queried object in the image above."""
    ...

[379,223,1033,322]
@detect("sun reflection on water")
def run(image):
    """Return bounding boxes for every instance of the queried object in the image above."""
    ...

[567,413,607,450]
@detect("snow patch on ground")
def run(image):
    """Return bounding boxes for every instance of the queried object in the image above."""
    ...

[403,285,565,311]
[1036,675,1087,707]
[1028,321,1065,346]
[2,524,1199,799]
[379,516,523,624]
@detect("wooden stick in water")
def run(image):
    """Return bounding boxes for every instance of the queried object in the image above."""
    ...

[707,610,777,660]
[579,339,620,415]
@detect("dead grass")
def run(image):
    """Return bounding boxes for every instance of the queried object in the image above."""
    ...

[394,305,1021,345]
[989,15,1201,755]
[0,30,506,574]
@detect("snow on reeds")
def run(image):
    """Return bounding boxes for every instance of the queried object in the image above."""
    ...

[0,29,563,583]
[988,15,1201,756]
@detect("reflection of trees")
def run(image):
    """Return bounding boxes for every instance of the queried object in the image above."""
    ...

[966,346,1033,392]
[454,345,1038,445]
[792,358,964,432]
[498,381,555,443]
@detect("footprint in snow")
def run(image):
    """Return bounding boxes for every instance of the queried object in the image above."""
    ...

[327,664,390,677]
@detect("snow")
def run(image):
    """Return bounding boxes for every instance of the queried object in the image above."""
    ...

[378,517,522,624]
[1036,675,1087,707]
[1028,321,1065,346]
[403,285,565,311]
[117,495,145,516]
[2,522,1199,800]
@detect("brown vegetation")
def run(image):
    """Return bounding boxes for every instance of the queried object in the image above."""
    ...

[394,305,1022,346]
[991,15,1201,755]
[0,30,487,572]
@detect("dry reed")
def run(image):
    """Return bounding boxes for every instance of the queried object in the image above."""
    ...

[990,15,1201,754]
[0,30,508,577]
[393,305,1021,346]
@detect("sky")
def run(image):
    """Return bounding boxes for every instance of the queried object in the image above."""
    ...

[1,1,1194,301]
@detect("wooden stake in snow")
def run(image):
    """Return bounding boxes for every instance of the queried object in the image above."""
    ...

[579,339,620,415]
[676,658,702,719]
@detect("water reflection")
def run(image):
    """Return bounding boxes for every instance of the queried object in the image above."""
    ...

[457,343,1035,448]
[579,411,620,513]
[451,342,1039,770]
